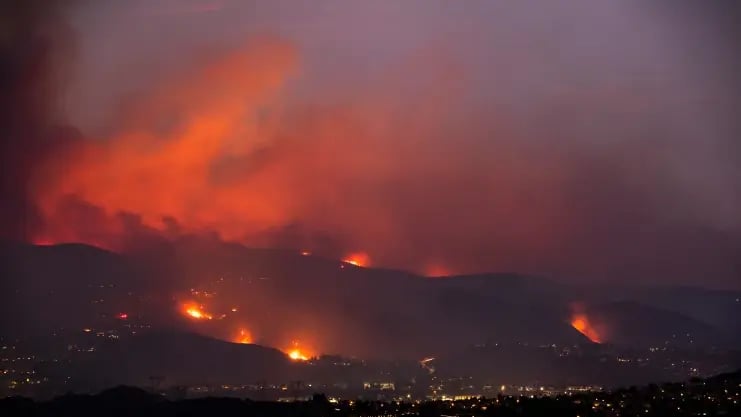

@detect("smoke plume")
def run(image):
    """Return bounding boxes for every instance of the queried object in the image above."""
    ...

[6,1,741,287]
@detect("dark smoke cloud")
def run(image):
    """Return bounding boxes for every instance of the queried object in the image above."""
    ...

[0,0,79,240]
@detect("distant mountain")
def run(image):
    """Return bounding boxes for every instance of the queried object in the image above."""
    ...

[619,286,741,344]
[0,242,173,337]
[588,301,730,348]
[573,283,741,346]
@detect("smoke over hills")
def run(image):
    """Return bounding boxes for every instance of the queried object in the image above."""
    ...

[1,1,740,287]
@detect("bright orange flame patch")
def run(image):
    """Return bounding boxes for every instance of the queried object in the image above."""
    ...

[234,328,253,344]
[342,252,370,267]
[284,340,314,361]
[571,313,601,343]
[288,349,308,361]
[182,303,213,320]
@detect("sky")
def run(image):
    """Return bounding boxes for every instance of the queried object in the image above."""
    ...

[2,0,740,288]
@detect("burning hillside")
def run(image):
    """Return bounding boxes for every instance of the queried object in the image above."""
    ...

[569,303,604,344]
[571,314,602,344]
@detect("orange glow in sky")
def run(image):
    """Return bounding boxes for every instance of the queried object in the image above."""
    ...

[27,37,582,282]
[342,252,370,267]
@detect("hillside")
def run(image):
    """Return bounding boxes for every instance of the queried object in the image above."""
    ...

[1,241,738,360]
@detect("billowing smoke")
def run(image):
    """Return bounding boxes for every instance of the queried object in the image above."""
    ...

[8,1,741,287]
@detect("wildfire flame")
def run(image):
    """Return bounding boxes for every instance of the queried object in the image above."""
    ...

[288,349,308,361]
[342,252,370,267]
[234,328,253,344]
[182,303,213,320]
[284,340,313,361]
[571,313,601,343]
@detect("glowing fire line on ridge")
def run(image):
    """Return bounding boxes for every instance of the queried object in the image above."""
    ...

[234,328,253,344]
[342,252,370,267]
[571,313,601,343]
[285,340,314,361]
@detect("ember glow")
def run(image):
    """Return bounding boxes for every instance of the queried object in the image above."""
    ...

[424,264,450,278]
[288,349,308,361]
[182,303,212,320]
[571,314,602,343]
[284,341,314,361]
[342,252,370,268]
[234,328,253,344]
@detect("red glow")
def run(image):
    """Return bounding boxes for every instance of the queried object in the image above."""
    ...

[283,340,314,361]
[116,313,128,320]
[342,252,370,267]
[571,313,601,343]
[181,302,213,320]
[234,328,253,344]
[29,37,573,278]
[424,264,450,277]
[32,237,55,246]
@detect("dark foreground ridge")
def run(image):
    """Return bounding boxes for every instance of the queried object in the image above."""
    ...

[1,370,739,417]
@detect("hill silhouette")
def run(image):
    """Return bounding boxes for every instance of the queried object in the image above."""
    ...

[1,241,738,361]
